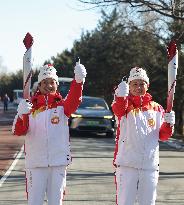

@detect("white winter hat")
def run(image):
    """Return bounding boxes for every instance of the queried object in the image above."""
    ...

[38,64,58,84]
[128,67,149,84]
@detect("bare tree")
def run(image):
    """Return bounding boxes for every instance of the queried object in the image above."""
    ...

[78,0,184,20]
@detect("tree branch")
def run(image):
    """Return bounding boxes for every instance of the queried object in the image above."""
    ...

[78,0,184,20]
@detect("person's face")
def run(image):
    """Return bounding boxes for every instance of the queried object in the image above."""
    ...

[129,79,148,96]
[38,78,58,95]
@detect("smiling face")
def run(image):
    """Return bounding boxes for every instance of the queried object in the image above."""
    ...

[129,79,149,96]
[38,78,58,95]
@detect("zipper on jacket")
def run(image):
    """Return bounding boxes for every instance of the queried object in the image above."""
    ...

[45,95,49,167]
[45,94,48,110]
[140,96,143,111]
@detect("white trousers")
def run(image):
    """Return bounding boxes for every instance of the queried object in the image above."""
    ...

[26,166,67,205]
[115,166,159,205]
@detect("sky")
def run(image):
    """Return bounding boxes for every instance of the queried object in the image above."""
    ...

[0,0,101,73]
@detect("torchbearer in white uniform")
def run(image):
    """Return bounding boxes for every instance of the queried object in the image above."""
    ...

[112,67,175,205]
[12,61,87,205]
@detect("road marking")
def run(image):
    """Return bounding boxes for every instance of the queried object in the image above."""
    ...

[0,145,24,188]
[13,151,19,158]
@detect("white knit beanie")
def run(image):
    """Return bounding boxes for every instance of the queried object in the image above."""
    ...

[128,67,149,84]
[38,64,58,84]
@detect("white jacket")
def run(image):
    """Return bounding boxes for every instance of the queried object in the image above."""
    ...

[13,80,83,168]
[25,106,71,168]
[115,110,161,170]
[112,93,173,171]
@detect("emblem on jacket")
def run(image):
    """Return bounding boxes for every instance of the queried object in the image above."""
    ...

[132,108,140,116]
[148,118,155,127]
[51,116,60,124]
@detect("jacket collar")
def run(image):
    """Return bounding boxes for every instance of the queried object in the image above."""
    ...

[31,91,63,109]
[128,93,152,108]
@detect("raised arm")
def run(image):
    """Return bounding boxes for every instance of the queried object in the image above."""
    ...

[111,81,129,118]
[63,80,83,117]
[64,63,87,117]
[112,96,129,118]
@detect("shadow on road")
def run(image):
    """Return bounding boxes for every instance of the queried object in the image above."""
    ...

[159,171,184,179]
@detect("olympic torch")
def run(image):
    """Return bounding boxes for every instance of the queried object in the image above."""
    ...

[23,32,33,125]
[166,40,178,112]
[23,32,33,99]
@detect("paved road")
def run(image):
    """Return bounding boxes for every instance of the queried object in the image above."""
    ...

[0,104,24,177]
[0,105,184,205]
[0,133,116,205]
[158,142,184,204]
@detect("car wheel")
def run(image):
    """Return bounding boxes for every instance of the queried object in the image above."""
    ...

[106,131,114,138]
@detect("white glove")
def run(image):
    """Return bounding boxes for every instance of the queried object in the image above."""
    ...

[17,99,33,117]
[164,111,175,126]
[115,81,129,97]
[74,63,87,83]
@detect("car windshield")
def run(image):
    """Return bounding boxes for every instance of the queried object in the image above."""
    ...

[79,98,108,110]
[58,82,71,98]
